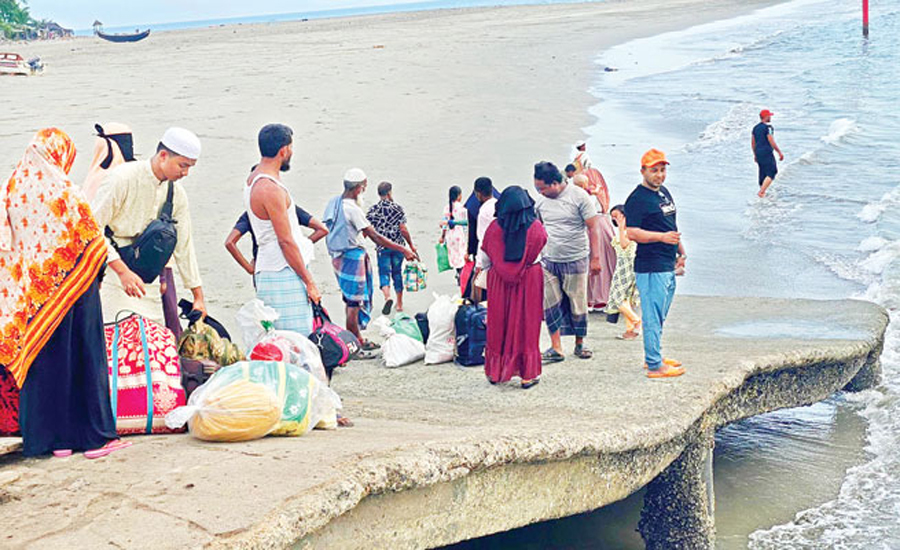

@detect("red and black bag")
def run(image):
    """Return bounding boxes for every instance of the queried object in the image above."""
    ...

[308,303,360,379]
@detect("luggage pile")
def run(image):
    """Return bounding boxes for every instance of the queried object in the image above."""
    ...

[102,299,345,443]
[376,293,488,368]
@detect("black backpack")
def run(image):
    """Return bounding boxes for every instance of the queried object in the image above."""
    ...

[106,181,178,284]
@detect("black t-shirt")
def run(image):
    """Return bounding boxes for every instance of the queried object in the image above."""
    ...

[752,122,775,160]
[624,184,678,273]
[234,206,313,261]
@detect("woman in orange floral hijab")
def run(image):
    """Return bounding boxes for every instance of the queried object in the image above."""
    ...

[0,128,129,458]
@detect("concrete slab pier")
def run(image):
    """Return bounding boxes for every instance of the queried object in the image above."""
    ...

[0,296,888,549]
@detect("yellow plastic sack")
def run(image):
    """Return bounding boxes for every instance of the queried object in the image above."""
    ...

[188,379,281,442]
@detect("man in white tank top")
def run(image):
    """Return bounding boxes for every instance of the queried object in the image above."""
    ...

[246,124,321,336]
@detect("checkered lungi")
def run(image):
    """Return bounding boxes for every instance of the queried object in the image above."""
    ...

[332,247,374,330]
[256,267,313,336]
[542,258,589,337]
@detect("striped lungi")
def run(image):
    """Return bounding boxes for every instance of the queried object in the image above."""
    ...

[542,257,589,337]
[256,267,313,336]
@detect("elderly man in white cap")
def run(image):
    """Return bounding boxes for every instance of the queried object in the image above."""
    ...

[573,140,592,173]
[323,168,416,356]
[92,127,207,325]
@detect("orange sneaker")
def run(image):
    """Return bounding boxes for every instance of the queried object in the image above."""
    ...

[647,365,685,379]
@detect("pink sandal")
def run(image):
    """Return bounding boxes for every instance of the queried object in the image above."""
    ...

[52,449,73,458]
[84,439,132,460]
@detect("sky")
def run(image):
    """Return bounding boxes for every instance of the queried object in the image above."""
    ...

[25,0,426,30]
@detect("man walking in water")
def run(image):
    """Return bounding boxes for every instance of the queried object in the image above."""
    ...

[245,124,321,335]
[625,149,685,379]
[752,109,784,198]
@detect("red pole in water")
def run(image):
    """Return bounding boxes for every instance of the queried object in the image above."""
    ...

[863,0,869,37]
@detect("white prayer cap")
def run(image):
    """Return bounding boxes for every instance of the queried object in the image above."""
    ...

[160,127,201,160]
[343,168,367,190]
[574,140,586,148]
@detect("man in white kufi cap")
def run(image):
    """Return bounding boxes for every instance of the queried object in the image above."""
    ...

[92,126,208,325]
[322,168,416,356]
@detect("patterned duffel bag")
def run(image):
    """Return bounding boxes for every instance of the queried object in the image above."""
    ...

[105,313,186,434]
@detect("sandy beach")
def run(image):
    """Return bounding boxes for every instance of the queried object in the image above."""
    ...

[0,0,780,333]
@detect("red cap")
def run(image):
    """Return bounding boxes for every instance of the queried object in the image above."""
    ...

[760,109,773,118]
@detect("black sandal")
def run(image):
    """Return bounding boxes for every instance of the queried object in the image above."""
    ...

[541,349,565,364]
[361,340,381,351]
[521,378,540,389]
[382,299,393,316]
[351,350,377,361]
[573,344,593,359]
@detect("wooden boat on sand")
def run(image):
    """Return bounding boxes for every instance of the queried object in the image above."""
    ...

[96,29,150,43]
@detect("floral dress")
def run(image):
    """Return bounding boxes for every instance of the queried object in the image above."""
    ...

[440,202,468,269]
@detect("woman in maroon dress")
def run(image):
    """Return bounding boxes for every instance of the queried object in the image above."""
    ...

[480,186,547,388]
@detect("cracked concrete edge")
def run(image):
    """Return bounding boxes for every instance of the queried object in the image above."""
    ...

[206,312,888,550]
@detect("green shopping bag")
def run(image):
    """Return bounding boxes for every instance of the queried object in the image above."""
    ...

[404,262,427,292]
[391,312,424,342]
[435,242,452,273]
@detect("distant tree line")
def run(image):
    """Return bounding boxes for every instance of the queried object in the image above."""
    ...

[1,0,72,40]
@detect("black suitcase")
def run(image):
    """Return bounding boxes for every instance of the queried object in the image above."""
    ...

[415,312,430,344]
[454,302,487,367]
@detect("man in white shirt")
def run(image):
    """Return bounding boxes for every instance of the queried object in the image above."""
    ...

[92,127,206,325]
[246,124,321,336]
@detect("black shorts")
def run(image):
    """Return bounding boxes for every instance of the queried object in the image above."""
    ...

[757,158,778,185]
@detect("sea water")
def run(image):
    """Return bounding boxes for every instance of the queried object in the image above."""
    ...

[79,0,600,35]
[451,0,900,547]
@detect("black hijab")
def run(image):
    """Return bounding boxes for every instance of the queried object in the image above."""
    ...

[94,123,135,169]
[495,186,537,262]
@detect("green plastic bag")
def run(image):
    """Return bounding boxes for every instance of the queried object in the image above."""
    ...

[435,242,452,273]
[391,312,423,342]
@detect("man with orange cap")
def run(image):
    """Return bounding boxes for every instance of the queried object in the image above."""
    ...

[752,109,784,198]
[624,149,685,378]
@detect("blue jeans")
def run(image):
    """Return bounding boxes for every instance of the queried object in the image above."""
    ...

[635,271,676,370]
[377,249,404,293]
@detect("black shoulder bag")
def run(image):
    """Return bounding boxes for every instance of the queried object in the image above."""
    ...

[106,181,178,284]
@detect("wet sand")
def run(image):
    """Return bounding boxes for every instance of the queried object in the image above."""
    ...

[0,0,780,335]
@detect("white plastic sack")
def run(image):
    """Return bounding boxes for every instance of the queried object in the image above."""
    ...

[236,299,279,351]
[375,316,425,368]
[424,293,459,364]
[165,361,339,439]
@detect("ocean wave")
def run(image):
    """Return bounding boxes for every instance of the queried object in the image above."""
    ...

[688,103,759,149]
[821,118,859,145]
[857,186,900,223]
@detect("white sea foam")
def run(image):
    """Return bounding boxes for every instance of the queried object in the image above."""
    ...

[821,118,859,145]
[857,187,900,223]
[858,236,889,253]
[690,103,759,149]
